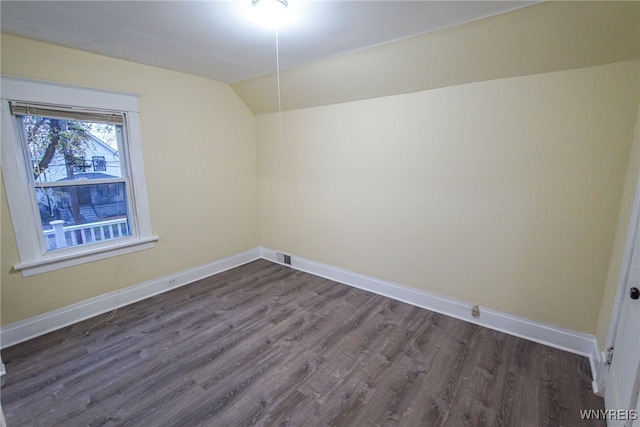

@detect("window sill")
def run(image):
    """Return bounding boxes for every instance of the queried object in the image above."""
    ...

[14,235,159,277]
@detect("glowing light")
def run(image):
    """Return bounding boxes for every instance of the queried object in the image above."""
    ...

[251,0,290,29]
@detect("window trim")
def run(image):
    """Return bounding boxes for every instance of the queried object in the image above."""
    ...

[1,75,158,276]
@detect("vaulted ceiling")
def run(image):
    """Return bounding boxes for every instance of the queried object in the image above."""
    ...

[232,1,640,113]
[2,1,639,114]
[0,1,535,83]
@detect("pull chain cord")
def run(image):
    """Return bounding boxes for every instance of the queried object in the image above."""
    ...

[86,130,125,335]
[276,27,284,171]
[86,251,122,335]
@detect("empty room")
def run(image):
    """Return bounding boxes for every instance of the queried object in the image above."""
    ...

[1,1,639,425]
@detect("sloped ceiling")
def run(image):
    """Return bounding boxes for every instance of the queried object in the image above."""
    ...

[0,1,535,84]
[232,1,640,114]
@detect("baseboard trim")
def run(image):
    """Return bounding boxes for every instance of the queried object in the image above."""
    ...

[0,247,261,349]
[260,247,603,392]
[0,245,604,393]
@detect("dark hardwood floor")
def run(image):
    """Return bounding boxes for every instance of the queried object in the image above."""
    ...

[1,259,604,426]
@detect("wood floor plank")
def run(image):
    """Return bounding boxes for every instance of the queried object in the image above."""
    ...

[1,259,604,426]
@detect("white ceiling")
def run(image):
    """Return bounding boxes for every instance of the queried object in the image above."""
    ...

[0,1,536,84]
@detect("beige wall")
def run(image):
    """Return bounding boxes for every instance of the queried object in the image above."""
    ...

[257,60,640,334]
[1,35,259,325]
[2,33,639,340]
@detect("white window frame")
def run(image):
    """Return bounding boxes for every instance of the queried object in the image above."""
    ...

[1,75,158,276]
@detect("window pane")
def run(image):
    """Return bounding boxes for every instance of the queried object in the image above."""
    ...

[20,115,122,182]
[39,183,131,251]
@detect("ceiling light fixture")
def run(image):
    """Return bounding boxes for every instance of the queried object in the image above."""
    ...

[251,0,289,29]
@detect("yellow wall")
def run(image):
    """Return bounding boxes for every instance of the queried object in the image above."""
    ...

[2,33,639,340]
[0,35,259,325]
[257,61,640,334]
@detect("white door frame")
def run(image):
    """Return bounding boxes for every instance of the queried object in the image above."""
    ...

[603,164,640,394]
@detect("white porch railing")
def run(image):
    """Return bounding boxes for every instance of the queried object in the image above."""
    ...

[44,218,129,250]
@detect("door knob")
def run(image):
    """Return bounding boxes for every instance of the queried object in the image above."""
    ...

[631,287,640,300]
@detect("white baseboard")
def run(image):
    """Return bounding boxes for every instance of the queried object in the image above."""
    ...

[260,247,604,393]
[0,245,604,393]
[0,247,261,349]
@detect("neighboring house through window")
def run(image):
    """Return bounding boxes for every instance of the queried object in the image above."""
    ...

[1,76,158,276]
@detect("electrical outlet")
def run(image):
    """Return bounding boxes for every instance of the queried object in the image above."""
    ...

[471,304,480,317]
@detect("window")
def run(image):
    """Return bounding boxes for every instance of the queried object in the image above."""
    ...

[1,76,157,276]
[14,107,131,251]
